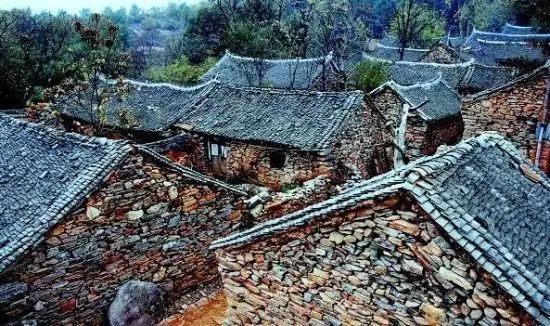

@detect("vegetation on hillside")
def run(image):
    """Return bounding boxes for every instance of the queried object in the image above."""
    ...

[0,0,548,107]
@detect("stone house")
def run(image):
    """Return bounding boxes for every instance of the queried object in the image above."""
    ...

[0,115,247,325]
[363,54,517,93]
[370,76,464,163]
[421,43,465,64]
[56,79,215,142]
[212,133,549,325]
[169,82,393,190]
[201,50,343,91]
[462,61,550,174]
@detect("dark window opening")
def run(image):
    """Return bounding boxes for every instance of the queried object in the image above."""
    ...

[269,151,286,169]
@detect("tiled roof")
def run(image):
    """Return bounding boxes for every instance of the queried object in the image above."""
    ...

[366,43,429,62]
[464,61,550,101]
[464,28,550,46]
[201,51,334,90]
[211,133,550,324]
[0,115,130,272]
[502,23,536,35]
[462,39,548,65]
[0,115,245,273]
[363,54,516,90]
[371,76,461,121]
[175,82,365,151]
[56,79,215,132]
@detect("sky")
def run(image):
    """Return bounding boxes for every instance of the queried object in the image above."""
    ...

[0,0,202,14]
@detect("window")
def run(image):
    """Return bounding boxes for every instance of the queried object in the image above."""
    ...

[208,142,229,159]
[269,151,286,169]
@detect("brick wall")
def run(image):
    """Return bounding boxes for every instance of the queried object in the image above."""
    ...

[462,75,545,156]
[216,194,534,325]
[0,153,244,325]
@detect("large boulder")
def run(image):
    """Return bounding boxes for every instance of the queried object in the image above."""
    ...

[108,281,164,326]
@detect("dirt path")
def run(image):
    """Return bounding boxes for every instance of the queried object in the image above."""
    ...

[160,291,227,326]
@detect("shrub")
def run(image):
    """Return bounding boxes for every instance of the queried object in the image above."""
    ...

[353,60,389,92]
[144,56,217,85]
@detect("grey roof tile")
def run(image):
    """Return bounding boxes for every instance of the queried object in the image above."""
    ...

[202,51,334,90]
[363,54,516,91]
[175,83,364,151]
[57,79,215,132]
[371,76,461,121]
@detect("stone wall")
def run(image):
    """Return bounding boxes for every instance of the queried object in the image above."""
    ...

[406,114,464,159]
[165,135,331,191]
[372,90,464,162]
[462,74,547,173]
[421,45,462,64]
[371,89,403,128]
[216,194,534,325]
[0,153,244,325]
[330,102,393,178]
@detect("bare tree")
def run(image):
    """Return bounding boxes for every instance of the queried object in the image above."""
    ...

[391,0,438,60]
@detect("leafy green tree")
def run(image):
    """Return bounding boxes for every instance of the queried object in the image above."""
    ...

[144,56,217,84]
[459,0,515,32]
[353,60,389,92]
[0,10,75,107]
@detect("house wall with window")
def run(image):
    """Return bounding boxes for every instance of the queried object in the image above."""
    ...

[160,134,332,191]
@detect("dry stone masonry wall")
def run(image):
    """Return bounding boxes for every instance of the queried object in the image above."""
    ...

[372,90,463,162]
[330,103,393,178]
[217,195,534,325]
[0,153,244,325]
[462,75,548,173]
[164,135,331,191]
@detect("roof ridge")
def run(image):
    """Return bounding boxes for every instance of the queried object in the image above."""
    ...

[505,23,533,29]
[215,82,364,97]
[363,54,475,68]
[476,38,529,45]
[391,74,445,90]
[120,78,217,92]
[375,43,430,52]
[0,113,128,150]
[137,145,247,195]
[470,28,550,38]
[225,50,332,64]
